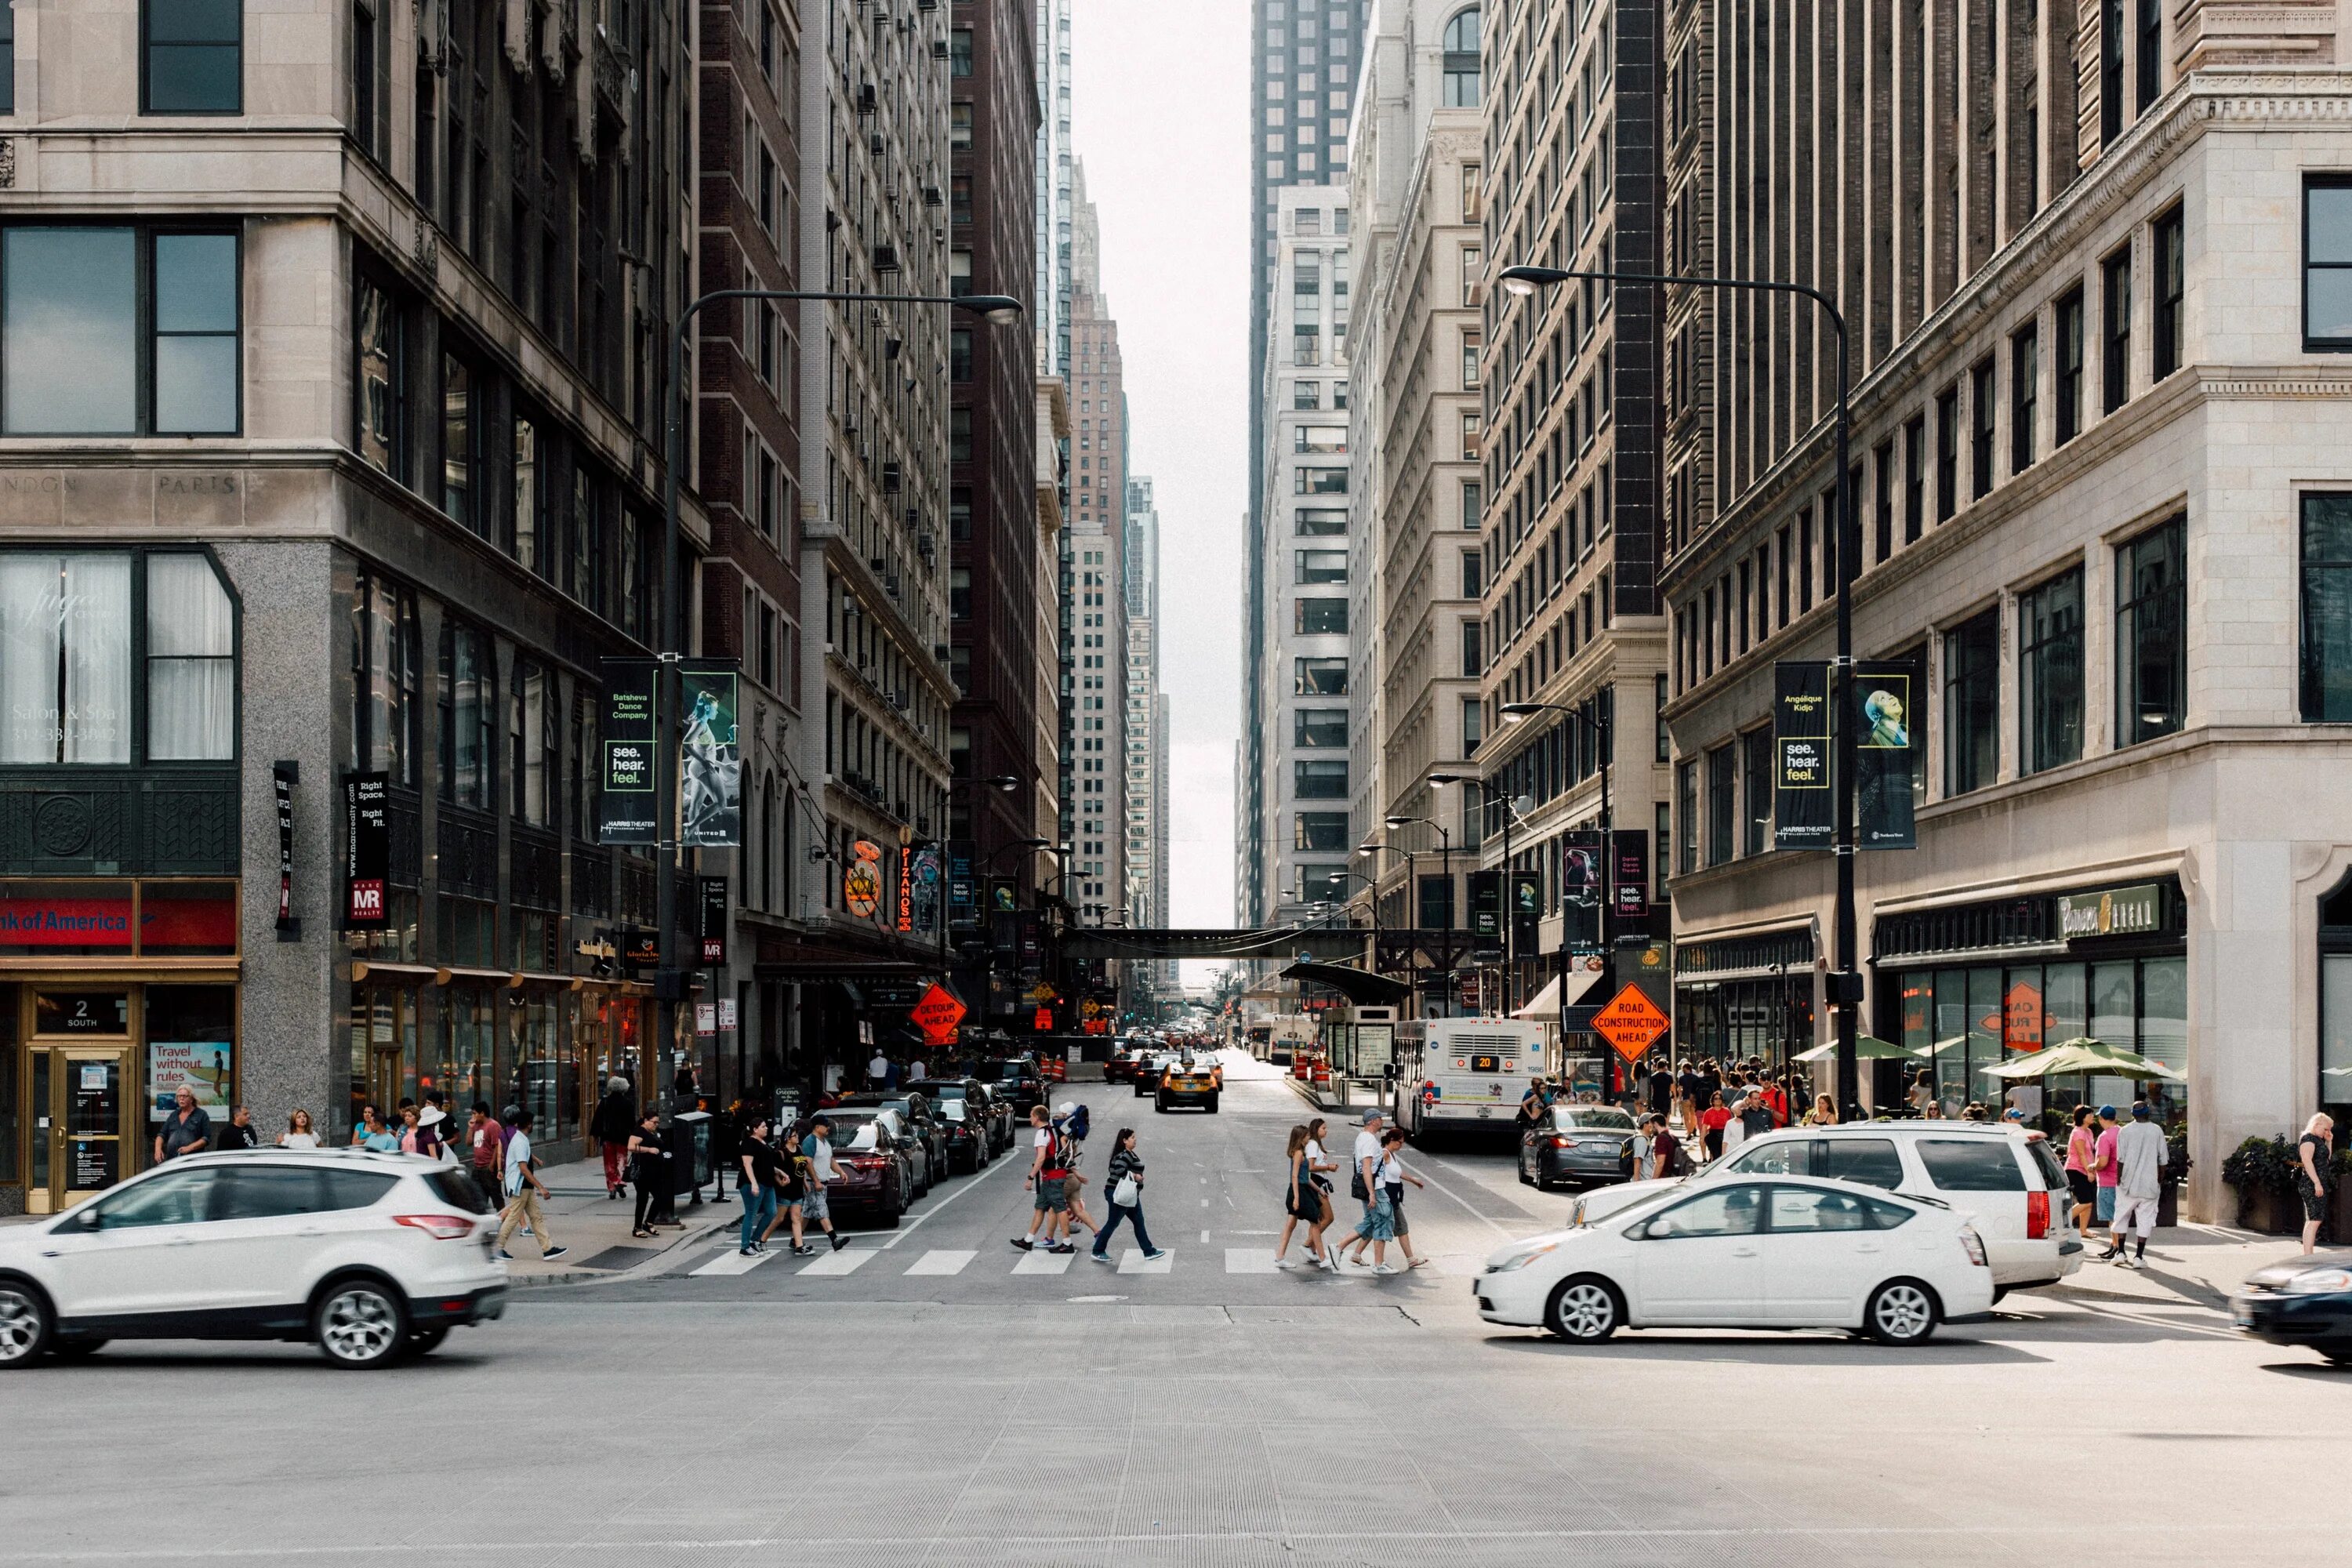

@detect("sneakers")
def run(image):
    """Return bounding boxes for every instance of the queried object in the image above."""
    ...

[829,1232,849,1252]
[1010,1236,1034,1251]
[1047,1242,1077,1254]
[1089,1250,1113,1263]
[739,1246,757,1257]
[542,1246,569,1261]
[1143,1248,1169,1261]
[1276,1257,1299,1269]
[1323,1243,1342,1269]
[1370,1262,1399,1276]
[2116,1254,2140,1269]
[793,1243,816,1256]
[495,1249,516,1261]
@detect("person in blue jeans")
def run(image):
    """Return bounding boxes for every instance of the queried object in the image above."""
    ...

[735,1117,782,1256]
[1090,1128,1167,1262]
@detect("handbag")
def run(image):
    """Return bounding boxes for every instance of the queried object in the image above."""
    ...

[1111,1174,1140,1207]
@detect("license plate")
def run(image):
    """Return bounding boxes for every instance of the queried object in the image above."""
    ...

[1475,1106,1490,1118]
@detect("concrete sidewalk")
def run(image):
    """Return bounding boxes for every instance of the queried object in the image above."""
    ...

[495,1153,735,1288]
[2047,1221,2336,1308]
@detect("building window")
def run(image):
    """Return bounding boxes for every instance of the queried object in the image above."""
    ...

[1461,330,1482,388]
[1294,656,1347,695]
[1461,695,1483,753]
[2153,207,2184,376]
[1459,412,1481,460]
[950,328,971,383]
[1294,759,1348,798]
[2307,180,2352,351]
[511,415,541,572]
[2116,516,2186,745]
[350,565,420,785]
[1442,9,1483,105]
[1293,707,1348,748]
[2138,0,2162,110]
[1675,759,1698,874]
[1294,597,1348,635]
[2099,0,2125,145]
[2299,492,2352,721]
[1294,811,1349,851]
[1969,358,1995,499]
[1933,389,1959,523]
[2019,568,2085,774]
[1942,609,1998,797]
[949,27,973,76]
[1460,548,1483,598]
[1873,441,1894,563]
[441,352,478,533]
[354,270,407,479]
[1294,549,1348,585]
[1705,744,1734,866]
[2102,246,2132,413]
[1,227,240,435]
[0,551,238,766]
[0,3,16,116]
[1903,416,1925,543]
[1294,465,1347,495]
[2010,323,2038,474]
[439,619,495,810]
[1296,507,1346,535]
[510,658,556,826]
[143,0,243,114]
[1741,727,1773,856]
[1461,478,1483,530]
[2055,288,2085,445]
[1459,619,1482,677]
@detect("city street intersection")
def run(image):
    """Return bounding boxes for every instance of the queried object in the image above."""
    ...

[2,1056,2344,1566]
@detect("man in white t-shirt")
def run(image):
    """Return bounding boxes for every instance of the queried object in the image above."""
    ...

[867,1050,890,1088]
[1352,1110,1384,1212]
[908,1057,927,1083]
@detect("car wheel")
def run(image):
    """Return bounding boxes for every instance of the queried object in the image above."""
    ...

[408,1326,452,1355]
[1206,1094,1220,1114]
[313,1279,410,1369]
[1864,1279,1941,1346]
[1544,1276,1623,1344]
[1517,1148,1536,1186]
[1155,1095,1170,1112]
[0,1283,55,1368]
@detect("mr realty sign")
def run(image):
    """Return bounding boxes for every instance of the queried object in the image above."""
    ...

[343,772,390,928]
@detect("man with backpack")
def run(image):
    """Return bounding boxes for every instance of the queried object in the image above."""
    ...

[1011,1105,1076,1253]
[493,1111,568,1261]
[1642,1115,1686,1181]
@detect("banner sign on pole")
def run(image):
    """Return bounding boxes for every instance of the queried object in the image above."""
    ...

[342,771,389,929]
[1468,869,1501,953]
[274,761,298,935]
[677,664,741,848]
[911,844,942,934]
[599,659,658,844]
[697,876,728,966]
[1611,829,1650,921]
[1773,661,1833,851]
[1562,830,1604,904]
[948,840,978,927]
[1856,658,1921,851]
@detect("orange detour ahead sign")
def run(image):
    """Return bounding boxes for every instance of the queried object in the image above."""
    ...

[1593,985,1671,1062]
[909,984,966,1044]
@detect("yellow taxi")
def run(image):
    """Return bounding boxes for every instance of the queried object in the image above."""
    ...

[1153,1054,1221,1114]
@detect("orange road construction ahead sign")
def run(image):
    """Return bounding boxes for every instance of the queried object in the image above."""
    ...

[909,984,966,1043]
[1593,985,1670,1062]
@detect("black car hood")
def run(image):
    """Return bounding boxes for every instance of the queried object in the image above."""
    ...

[2245,1258,2352,1290]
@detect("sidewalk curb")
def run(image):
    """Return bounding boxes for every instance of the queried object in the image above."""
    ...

[508,1215,733,1290]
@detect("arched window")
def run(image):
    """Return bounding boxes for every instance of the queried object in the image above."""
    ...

[760,773,779,913]
[1442,9,1483,107]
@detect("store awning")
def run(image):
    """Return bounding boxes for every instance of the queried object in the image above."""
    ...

[1279,960,1411,1007]
[1510,975,1563,1021]
[1558,970,1620,1033]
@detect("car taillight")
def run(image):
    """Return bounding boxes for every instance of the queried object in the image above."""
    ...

[1552,1136,1573,1149]
[1959,1225,1989,1267]
[2026,1189,2050,1240]
[848,1156,888,1171]
[394,1214,476,1240]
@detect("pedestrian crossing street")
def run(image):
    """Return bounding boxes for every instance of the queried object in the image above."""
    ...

[688,1242,1480,1279]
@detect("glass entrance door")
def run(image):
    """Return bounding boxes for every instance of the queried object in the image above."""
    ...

[27,1044,135,1214]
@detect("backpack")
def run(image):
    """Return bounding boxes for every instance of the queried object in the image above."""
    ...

[1066,1104,1090,1142]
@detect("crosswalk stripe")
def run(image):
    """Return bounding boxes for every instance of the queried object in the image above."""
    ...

[903,1249,975,1276]
[1224,1248,1279,1273]
[796,1245,877,1276]
[1116,1248,1173,1274]
[690,1246,776,1277]
[1011,1248,1074,1275]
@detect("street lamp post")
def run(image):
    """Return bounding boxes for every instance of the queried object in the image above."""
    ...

[1385,812,1453,1017]
[1497,263,1859,1116]
[658,287,1021,1108]
[1430,774,1527,1015]
[1319,868,1382,950]
[1356,840,1417,1010]
[1499,699,1612,1040]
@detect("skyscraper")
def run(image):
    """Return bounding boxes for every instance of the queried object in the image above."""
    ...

[1123,474,1171,987]
[1034,0,1075,376]
[1064,165,1130,926]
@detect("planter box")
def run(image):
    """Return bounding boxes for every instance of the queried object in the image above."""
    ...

[2332,1181,2352,1246]
[2234,1185,2302,1236]
[2157,1180,2179,1229]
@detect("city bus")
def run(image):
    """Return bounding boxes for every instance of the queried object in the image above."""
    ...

[1389,1017,1546,1145]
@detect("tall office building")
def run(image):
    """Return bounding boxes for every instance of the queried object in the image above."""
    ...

[1247,184,1357,924]
[1656,4,2352,1221]
[1345,0,1486,989]
[1034,0,1075,377]
[1240,0,1371,925]
[1123,475,1171,982]
[949,0,1049,900]
[1467,0,1671,1022]
[1064,166,1130,925]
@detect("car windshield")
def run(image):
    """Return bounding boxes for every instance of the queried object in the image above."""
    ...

[986,1061,1031,1080]
[925,1083,970,1100]
[1554,1108,1636,1131]
[935,1100,968,1121]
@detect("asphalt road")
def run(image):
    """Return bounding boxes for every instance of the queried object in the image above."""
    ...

[3,1054,2347,1566]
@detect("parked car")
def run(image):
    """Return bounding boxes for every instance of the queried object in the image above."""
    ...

[0,1149,507,1370]
[1519,1105,1643,1190]
[1474,1175,1996,1345]
[840,1094,949,1195]
[2232,1257,2352,1364]
[820,1112,916,1225]
[905,1078,1011,1159]
[985,1057,1047,1116]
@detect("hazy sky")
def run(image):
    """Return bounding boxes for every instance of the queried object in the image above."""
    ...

[1071,0,1251,935]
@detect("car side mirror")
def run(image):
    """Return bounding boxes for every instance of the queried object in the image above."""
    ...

[75,1208,103,1232]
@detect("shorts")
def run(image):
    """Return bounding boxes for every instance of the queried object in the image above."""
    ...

[2066,1171,2096,1207]
[801,1187,830,1223]
[1034,1176,1069,1213]
[2112,1192,2160,1236]
[2094,1185,2117,1224]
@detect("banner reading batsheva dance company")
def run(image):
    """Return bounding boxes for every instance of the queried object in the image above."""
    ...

[677,664,742,848]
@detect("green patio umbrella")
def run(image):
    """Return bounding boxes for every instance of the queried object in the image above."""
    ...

[1791,1035,1917,1063]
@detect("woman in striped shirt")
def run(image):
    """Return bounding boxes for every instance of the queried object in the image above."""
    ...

[1089,1127,1167,1263]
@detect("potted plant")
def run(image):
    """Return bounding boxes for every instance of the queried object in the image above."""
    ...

[2221,1135,2298,1234]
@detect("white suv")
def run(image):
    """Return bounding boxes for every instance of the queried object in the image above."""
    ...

[0,1149,507,1370]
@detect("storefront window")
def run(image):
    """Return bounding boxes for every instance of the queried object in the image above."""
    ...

[439,619,494,810]
[2324,953,2352,1127]
[348,987,418,1134]
[144,985,235,1128]
[146,554,236,760]
[443,989,496,1115]
[350,567,419,784]
[0,554,132,763]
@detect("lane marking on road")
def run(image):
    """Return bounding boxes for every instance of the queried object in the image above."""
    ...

[688,1247,778,1276]
[1011,1248,1075,1275]
[902,1249,975,1276]
[1225,1248,1279,1273]
[795,1245,877,1276]
[1116,1247,1173,1274]
[877,1140,1026,1250]
[1199,1229,1210,1243]
[1406,1156,1520,1237]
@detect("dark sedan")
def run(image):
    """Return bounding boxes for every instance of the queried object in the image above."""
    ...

[2232,1257,2352,1365]
[985,1057,1047,1116]
[816,1112,913,1226]
[1516,1105,1642,1191]
[906,1078,1011,1159]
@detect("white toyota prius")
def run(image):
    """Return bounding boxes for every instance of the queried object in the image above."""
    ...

[1473,1174,1995,1345]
